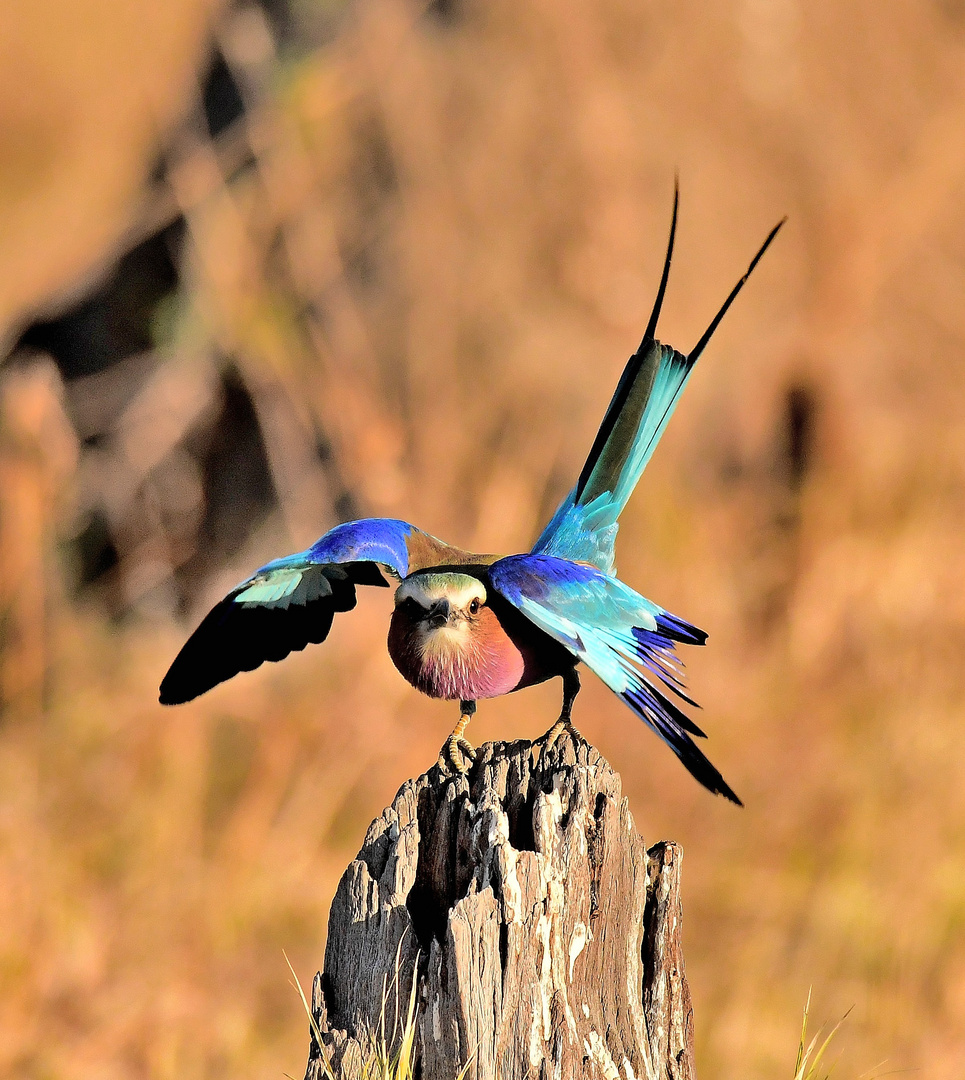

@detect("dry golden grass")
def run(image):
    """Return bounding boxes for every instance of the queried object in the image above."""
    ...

[3,1,965,1078]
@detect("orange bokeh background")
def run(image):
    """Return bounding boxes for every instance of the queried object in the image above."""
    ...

[2,1,965,1077]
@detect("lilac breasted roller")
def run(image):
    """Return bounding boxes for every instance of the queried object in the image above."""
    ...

[160,188,784,803]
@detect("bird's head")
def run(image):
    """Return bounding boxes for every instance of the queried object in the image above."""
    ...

[393,573,488,645]
[387,570,522,700]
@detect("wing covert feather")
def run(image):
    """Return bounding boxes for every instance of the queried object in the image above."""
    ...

[488,553,740,803]
[159,518,453,704]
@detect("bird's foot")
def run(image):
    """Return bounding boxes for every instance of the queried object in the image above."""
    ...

[438,705,477,775]
[438,733,477,775]
[541,717,584,751]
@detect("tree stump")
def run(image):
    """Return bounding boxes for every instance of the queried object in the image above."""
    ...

[303,733,696,1080]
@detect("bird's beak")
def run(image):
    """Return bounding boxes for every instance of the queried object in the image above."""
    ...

[427,598,451,628]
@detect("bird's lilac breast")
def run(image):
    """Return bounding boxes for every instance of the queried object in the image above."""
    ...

[387,608,525,701]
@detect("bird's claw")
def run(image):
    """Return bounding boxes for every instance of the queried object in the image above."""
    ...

[542,718,584,751]
[438,735,477,775]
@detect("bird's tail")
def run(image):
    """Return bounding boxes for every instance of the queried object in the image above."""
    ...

[533,184,784,572]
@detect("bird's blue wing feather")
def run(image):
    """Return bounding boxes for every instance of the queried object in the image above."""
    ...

[159,518,418,704]
[488,553,740,803]
[233,518,416,608]
[305,517,415,576]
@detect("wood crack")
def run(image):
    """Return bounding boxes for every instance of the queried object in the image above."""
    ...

[306,733,696,1080]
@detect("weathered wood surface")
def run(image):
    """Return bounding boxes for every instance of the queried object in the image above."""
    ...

[304,732,696,1080]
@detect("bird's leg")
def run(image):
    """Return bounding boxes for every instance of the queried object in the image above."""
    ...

[438,699,477,775]
[542,668,584,749]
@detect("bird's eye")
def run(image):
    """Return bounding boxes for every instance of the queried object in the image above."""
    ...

[468,598,480,616]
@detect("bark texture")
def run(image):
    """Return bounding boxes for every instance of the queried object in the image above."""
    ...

[304,733,696,1080]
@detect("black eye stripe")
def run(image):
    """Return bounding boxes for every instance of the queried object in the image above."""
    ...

[398,591,484,614]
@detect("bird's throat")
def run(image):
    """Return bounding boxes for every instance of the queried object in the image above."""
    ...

[418,623,471,665]
[387,610,524,700]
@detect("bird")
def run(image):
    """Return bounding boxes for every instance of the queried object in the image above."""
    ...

[159,186,783,803]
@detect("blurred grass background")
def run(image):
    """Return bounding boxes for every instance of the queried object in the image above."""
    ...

[2,0,965,1076]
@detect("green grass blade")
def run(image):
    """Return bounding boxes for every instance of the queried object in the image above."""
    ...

[285,951,335,1079]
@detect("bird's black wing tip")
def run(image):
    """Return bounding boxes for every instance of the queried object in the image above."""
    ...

[717,781,744,807]
[156,568,363,708]
[158,668,212,706]
[680,736,743,805]
[699,760,742,805]
[158,686,193,706]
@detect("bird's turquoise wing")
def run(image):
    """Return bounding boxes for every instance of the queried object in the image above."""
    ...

[488,553,740,803]
[534,188,783,574]
[160,518,430,705]
[531,337,690,574]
